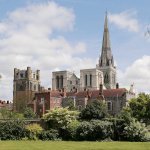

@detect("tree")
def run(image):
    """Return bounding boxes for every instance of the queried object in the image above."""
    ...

[23,107,36,119]
[0,108,24,119]
[79,100,108,120]
[43,107,79,130]
[123,118,150,142]
[128,93,150,124]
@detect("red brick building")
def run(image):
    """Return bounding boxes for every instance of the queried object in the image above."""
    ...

[28,90,63,117]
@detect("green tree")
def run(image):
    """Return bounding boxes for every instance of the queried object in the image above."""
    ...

[79,100,108,120]
[128,93,150,124]
[0,108,24,119]
[123,118,150,141]
[23,107,36,119]
[43,107,79,130]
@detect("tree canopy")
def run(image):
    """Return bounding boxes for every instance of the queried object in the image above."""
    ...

[79,100,108,120]
[43,107,79,129]
[128,93,150,124]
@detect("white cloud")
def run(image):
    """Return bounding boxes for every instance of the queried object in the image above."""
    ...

[118,55,150,93]
[0,2,95,100]
[108,10,140,32]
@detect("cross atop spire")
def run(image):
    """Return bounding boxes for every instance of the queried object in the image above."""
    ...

[99,12,114,67]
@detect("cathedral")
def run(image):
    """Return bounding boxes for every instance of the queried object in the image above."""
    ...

[52,13,116,92]
[13,13,135,116]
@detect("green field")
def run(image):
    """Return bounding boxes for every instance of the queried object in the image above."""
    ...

[0,141,150,150]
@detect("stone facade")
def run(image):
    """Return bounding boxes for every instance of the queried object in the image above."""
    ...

[13,67,40,112]
[52,71,80,92]
[52,13,116,92]
[80,68,104,91]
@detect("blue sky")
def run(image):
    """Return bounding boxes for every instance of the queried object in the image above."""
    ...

[0,0,150,100]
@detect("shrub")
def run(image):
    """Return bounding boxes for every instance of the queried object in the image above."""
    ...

[107,117,150,142]
[25,123,43,140]
[0,120,27,140]
[76,120,112,141]
[38,129,59,140]
[43,108,79,130]
[23,107,36,119]
[123,118,150,142]
[59,120,80,140]
[79,100,108,120]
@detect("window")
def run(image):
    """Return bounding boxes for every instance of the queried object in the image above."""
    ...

[85,74,87,86]
[104,73,109,83]
[20,73,24,78]
[70,81,72,84]
[60,75,63,88]
[90,74,92,86]
[36,75,39,80]
[76,80,78,84]
[107,101,112,111]
[56,76,59,89]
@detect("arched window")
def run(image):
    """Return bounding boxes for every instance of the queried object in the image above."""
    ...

[106,60,109,66]
[90,74,92,87]
[56,76,59,89]
[60,75,63,89]
[104,73,109,83]
[85,74,87,86]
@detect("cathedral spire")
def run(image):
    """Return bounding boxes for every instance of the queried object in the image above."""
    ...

[97,12,116,89]
[99,12,114,67]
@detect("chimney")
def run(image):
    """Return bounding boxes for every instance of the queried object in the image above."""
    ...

[48,88,51,91]
[99,84,103,95]
[116,83,119,89]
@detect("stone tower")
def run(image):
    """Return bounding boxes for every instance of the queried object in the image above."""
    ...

[13,67,40,112]
[97,12,116,89]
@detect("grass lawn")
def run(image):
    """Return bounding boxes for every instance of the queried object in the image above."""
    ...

[0,141,150,150]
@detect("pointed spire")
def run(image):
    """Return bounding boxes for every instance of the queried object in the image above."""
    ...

[99,12,114,67]
[104,11,108,30]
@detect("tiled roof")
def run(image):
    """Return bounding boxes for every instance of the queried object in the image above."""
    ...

[66,88,127,99]
[91,88,127,98]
